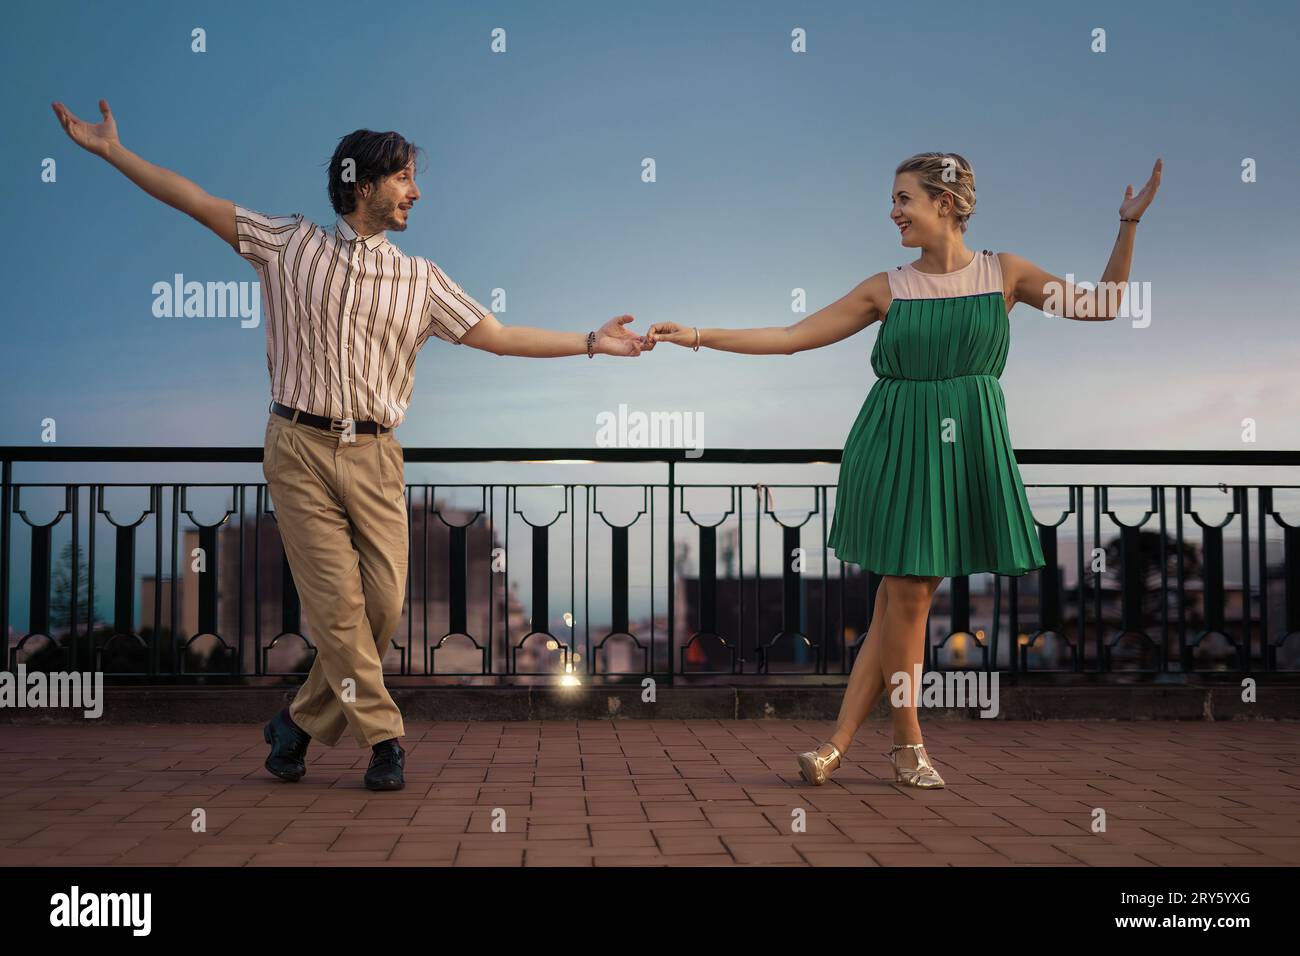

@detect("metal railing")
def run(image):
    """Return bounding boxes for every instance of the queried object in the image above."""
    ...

[2,446,1298,683]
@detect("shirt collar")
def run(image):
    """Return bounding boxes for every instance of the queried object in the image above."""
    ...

[334,215,396,252]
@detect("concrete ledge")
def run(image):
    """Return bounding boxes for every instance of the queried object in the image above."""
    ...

[2,682,1298,725]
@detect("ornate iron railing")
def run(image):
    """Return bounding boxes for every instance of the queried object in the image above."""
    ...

[2,447,1298,683]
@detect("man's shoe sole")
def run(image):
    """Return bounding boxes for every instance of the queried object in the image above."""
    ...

[263,722,305,782]
[364,777,405,791]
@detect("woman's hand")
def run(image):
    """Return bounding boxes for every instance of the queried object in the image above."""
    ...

[1119,157,1163,220]
[52,99,120,160]
[646,322,696,347]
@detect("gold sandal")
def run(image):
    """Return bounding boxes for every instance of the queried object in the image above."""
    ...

[796,743,843,786]
[884,742,946,789]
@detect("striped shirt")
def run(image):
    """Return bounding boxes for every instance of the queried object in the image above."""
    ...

[234,205,489,428]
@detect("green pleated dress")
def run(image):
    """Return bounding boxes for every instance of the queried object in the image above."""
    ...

[827,250,1046,577]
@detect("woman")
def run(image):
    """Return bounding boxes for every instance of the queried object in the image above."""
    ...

[647,152,1161,788]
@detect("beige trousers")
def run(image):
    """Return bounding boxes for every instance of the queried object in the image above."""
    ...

[261,412,407,747]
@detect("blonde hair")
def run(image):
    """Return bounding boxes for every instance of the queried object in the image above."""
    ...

[895,152,976,232]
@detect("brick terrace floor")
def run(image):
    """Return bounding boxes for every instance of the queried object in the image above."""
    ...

[0,720,1297,867]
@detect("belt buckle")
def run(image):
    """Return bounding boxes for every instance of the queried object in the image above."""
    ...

[329,417,355,442]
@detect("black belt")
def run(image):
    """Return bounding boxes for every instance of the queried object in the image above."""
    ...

[269,401,390,434]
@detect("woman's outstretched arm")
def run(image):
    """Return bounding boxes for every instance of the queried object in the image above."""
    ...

[1002,158,1162,321]
[646,272,891,354]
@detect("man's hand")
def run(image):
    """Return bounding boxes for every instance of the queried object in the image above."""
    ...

[52,99,120,160]
[596,314,647,356]
[50,97,238,249]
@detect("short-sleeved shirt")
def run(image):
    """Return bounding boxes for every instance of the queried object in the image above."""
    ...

[234,205,488,428]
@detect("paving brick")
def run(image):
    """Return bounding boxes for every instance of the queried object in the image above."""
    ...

[389,842,458,862]
[655,833,727,855]
[526,823,590,841]
[591,828,657,847]
[455,849,524,866]
[795,849,880,866]
[975,838,1077,863]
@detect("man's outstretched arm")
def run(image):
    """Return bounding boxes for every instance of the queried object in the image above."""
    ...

[421,259,646,358]
[52,99,237,251]
[460,313,645,358]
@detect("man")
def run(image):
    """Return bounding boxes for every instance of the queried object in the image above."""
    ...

[53,99,646,791]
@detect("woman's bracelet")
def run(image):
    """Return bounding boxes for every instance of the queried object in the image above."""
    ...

[1120,217,1140,223]
[693,327,701,351]
[586,330,596,358]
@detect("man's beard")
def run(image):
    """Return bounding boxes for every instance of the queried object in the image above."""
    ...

[372,195,407,232]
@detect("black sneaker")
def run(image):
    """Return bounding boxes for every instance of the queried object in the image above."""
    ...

[263,709,309,782]
[364,739,405,791]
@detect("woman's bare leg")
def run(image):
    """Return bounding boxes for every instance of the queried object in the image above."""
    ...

[878,573,943,770]
[824,579,891,757]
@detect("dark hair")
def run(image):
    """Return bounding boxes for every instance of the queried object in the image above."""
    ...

[327,130,423,216]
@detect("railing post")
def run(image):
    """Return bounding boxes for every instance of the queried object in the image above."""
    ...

[1257,486,1270,673]
[1093,484,1104,672]
[667,458,675,685]
[1,456,10,671]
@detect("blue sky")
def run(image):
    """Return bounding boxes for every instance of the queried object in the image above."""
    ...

[4,0,1298,458]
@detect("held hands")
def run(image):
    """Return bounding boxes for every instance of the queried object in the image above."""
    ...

[593,317,693,356]
[52,99,120,160]
[1120,157,1162,221]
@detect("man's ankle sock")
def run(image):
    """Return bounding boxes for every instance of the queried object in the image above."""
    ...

[280,707,305,736]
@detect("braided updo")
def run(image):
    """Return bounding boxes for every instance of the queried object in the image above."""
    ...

[894,152,977,232]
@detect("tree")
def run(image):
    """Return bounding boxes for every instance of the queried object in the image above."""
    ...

[49,541,104,636]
